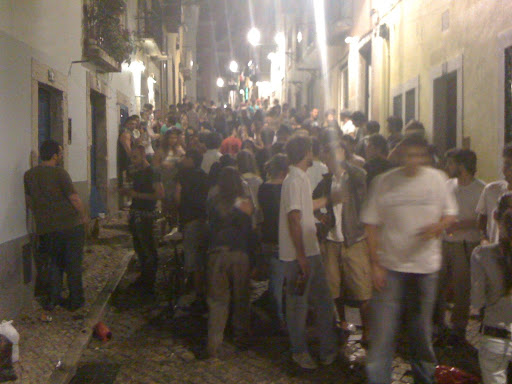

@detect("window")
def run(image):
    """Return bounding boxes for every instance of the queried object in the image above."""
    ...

[340,66,349,109]
[405,89,416,124]
[296,33,302,63]
[392,76,419,124]
[393,94,402,119]
[307,78,315,109]
[505,46,512,144]
[338,64,349,118]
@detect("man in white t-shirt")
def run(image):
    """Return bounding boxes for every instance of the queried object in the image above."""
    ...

[306,138,328,191]
[476,144,512,244]
[361,134,458,384]
[201,132,222,174]
[279,135,339,370]
[340,110,355,136]
[436,149,485,343]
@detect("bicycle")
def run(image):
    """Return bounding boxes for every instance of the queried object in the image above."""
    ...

[161,228,189,315]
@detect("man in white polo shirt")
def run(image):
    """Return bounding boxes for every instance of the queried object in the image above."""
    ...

[361,134,458,384]
[279,135,338,370]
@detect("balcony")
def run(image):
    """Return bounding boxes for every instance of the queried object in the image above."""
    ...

[179,63,191,81]
[83,0,133,72]
[326,0,353,45]
[163,0,182,33]
[137,2,165,58]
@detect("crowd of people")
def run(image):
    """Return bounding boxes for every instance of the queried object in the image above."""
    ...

[24,96,512,384]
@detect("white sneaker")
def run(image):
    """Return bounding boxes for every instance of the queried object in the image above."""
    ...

[292,352,319,370]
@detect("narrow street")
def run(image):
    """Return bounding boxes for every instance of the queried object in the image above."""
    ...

[64,220,481,384]
[4,2,512,383]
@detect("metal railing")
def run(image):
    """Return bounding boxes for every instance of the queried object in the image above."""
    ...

[83,0,132,65]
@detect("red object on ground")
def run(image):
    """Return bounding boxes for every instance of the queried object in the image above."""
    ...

[435,365,480,384]
[93,322,112,342]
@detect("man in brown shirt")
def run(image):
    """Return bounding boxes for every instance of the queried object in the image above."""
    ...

[24,140,87,311]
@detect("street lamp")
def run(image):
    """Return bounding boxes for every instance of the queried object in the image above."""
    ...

[229,60,239,73]
[247,27,261,46]
[216,77,225,88]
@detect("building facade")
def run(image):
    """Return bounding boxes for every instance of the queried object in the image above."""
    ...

[0,0,191,318]
[281,0,512,182]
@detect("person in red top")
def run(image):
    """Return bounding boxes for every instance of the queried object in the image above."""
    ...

[220,126,242,156]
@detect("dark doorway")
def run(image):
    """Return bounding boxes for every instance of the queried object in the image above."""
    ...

[38,88,51,145]
[295,89,302,110]
[360,42,372,119]
[120,105,129,127]
[172,60,176,104]
[90,91,108,218]
[179,78,182,103]
[38,84,64,154]
[307,78,315,109]
[433,71,457,156]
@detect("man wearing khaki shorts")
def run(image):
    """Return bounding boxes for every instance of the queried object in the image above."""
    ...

[314,135,371,344]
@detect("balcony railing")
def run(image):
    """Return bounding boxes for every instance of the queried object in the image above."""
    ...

[137,5,164,55]
[83,0,133,72]
[163,0,182,33]
[179,64,191,81]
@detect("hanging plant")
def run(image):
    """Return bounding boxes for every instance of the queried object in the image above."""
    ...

[85,0,134,63]
[97,0,125,16]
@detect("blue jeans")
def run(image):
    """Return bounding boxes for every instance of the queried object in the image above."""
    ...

[479,335,512,384]
[41,225,85,307]
[367,270,438,384]
[262,244,285,325]
[283,255,336,358]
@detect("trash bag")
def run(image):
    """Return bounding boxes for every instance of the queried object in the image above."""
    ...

[435,365,480,384]
[0,321,19,362]
[0,334,17,382]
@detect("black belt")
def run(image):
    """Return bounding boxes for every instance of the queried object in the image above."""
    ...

[481,325,511,339]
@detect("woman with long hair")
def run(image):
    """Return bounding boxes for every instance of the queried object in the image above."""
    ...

[472,192,512,383]
[207,166,254,357]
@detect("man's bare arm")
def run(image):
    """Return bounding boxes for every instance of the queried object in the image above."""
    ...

[366,224,387,291]
[119,131,132,155]
[477,214,489,244]
[68,193,87,224]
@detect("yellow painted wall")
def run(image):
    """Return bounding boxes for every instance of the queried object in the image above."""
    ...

[378,0,512,181]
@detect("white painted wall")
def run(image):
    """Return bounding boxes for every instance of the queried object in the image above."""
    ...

[0,0,138,243]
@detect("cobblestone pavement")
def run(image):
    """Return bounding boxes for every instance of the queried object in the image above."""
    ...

[9,214,132,384]
[71,227,484,384]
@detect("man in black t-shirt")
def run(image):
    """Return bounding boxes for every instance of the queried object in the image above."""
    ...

[176,149,210,309]
[25,140,87,311]
[120,145,164,294]
[117,116,139,184]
